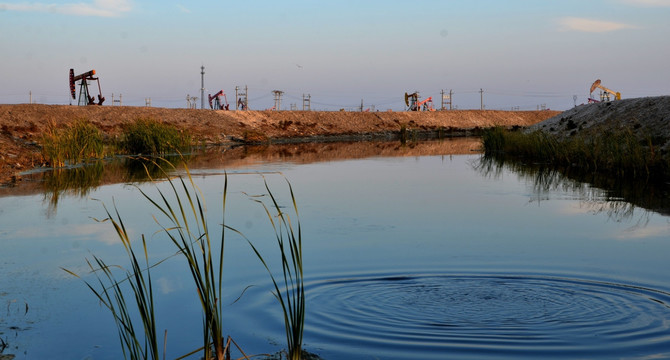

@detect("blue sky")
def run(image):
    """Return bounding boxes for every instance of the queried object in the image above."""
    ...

[1,0,669,110]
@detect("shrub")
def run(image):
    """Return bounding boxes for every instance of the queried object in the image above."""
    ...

[120,118,191,155]
[481,127,669,180]
[41,118,104,167]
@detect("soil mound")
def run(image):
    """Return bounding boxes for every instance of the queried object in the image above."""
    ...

[529,96,670,152]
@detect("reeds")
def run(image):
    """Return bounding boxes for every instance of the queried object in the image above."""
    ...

[41,118,104,167]
[63,204,159,360]
[119,118,192,155]
[482,127,670,180]
[66,160,306,360]
[241,179,305,360]
[136,160,227,360]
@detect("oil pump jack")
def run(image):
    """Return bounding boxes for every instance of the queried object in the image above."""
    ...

[589,79,621,103]
[405,92,435,111]
[208,90,230,110]
[69,68,105,105]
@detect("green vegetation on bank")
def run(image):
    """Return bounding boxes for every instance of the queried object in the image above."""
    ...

[482,127,670,180]
[119,118,191,155]
[42,118,104,167]
[41,118,192,168]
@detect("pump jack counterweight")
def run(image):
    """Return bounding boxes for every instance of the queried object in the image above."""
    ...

[69,68,105,106]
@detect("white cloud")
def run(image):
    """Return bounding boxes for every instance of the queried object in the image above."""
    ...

[0,0,132,17]
[618,0,670,6]
[557,17,637,33]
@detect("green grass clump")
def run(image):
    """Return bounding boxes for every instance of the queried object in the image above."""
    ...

[120,118,191,155]
[41,118,104,167]
[482,127,669,180]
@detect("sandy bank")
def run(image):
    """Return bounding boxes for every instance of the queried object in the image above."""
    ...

[0,104,558,185]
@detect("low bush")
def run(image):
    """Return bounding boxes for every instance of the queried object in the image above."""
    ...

[119,118,191,155]
[482,127,669,180]
[41,118,104,167]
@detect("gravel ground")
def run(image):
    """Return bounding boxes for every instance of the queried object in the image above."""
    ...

[529,96,670,153]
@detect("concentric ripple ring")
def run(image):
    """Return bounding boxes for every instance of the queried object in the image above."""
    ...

[301,273,670,359]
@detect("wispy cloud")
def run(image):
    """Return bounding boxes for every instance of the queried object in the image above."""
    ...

[618,0,670,7]
[9,222,126,246]
[0,0,132,17]
[614,225,670,240]
[176,4,190,13]
[557,17,637,33]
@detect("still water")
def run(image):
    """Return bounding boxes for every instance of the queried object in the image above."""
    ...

[1,139,669,359]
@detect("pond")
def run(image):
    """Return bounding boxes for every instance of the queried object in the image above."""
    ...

[1,138,669,360]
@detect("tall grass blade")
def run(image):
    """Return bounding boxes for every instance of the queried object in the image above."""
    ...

[242,177,305,360]
[135,159,227,359]
[62,203,159,360]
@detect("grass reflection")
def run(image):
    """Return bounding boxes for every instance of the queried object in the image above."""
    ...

[26,139,483,214]
[39,155,190,214]
[42,161,105,215]
[474,155,669,223]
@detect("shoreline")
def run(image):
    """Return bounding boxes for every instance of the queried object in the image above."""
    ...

[0,104,558,185]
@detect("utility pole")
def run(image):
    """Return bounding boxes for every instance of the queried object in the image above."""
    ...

[112,93,123,106]
[200,65,205,109]
[441,89,453,110]
[235,86,249,110]
[272,90,284,110]
[29,90,32,104]
[441,89,445,110]
[360,99,364,112]
[302,93,311,111]
[480,88,484,110]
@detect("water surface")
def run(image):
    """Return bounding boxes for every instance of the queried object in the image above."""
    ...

[1,139,669,359]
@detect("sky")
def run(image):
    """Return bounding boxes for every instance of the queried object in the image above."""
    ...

[1,0,669,111]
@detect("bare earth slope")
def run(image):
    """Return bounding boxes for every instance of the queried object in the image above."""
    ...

[529,96,670,152]
[0,104,558,184]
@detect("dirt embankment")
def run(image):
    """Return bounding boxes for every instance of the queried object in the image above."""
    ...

[0,104,558,185]
[529,96,670,153]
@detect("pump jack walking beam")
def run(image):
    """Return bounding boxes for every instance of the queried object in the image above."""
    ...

[69,68,105,105]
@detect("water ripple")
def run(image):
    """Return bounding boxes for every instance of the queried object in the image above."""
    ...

[301,273,670,359]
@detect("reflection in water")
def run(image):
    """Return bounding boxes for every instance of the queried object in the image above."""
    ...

[41,162,104,216]
[2,141,670,360]
[38,155,190,216]
[474,155,670,223]
[3,138,482,213]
